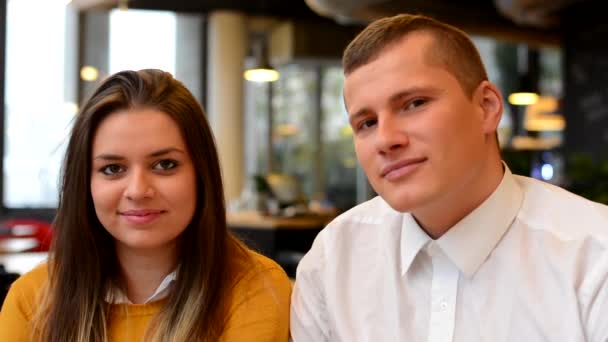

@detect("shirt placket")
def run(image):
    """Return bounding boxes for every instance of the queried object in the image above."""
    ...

[427,242,459,342]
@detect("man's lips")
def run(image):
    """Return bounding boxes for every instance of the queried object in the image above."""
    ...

[380,157,427,179]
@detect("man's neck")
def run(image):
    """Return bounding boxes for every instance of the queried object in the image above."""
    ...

[414,158,504,239]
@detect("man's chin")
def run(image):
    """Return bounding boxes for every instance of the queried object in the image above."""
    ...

[379,192,418,213]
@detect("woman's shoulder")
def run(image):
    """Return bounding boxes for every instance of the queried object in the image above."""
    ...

[0,263,49,322]
[230,248,292,298]
[221,249,291,340]
[8,262,49,295]
[250,251,287,273]
[242,250,289,282]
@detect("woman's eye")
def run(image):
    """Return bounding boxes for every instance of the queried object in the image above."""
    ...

[154,159,178,171]
[100,164,124,176]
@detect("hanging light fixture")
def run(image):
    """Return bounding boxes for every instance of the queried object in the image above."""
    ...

[244,34,279,82]
[508,45,540,106]
[508,73,540,105]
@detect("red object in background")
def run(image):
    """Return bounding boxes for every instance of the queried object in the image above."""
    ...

[0,219,53,252]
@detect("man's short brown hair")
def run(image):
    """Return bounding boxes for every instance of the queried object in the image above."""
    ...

[343,14,488,98]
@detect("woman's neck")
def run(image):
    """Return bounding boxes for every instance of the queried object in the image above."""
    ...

[115,242,177,304]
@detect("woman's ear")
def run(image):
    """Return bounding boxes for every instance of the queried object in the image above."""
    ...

[477,80,504,134]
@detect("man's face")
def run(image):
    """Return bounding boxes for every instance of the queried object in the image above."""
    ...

[344,32,500,214]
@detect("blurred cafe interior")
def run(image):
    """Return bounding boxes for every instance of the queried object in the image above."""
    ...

[1,0,608,299]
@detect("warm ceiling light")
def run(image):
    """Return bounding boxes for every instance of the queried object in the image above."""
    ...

[525,116,565,131]
[80,66,99,82]
[524,96,565,131]
[244,68,279,82]
[244,34,278,83]
[508,92,539,106]
[510,46,540,106]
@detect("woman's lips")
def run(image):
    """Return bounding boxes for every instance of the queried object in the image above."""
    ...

[119,209,166,224]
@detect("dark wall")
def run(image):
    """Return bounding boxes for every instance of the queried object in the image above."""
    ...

[563,0,608,161]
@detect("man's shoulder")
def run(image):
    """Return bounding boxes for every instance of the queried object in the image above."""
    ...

[515,175,608,241]
[301,197,403,265]
[319,196,402,239]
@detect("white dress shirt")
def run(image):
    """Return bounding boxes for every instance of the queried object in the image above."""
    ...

[291,167,608,342]
[106,270,177,304]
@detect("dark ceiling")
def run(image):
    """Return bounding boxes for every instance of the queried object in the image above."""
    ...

[303,0,575,46]
[125,0,331,22]
[74,0,597,46]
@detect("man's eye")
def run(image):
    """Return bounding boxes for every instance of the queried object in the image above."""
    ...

[100,164,124,176]
[154,159,178,171]
[406,98,427,109]
[359,119,377,130]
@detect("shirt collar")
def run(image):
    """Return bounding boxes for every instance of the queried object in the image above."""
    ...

[400,164,524,277]
[106,269,178,304]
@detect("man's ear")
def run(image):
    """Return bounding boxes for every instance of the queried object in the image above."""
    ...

[477,80,503,134]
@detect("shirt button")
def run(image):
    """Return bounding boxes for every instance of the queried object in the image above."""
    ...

[440,301,448,311]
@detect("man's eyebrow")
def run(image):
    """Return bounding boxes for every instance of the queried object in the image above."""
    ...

[387,86,437,104]
[348,87,435,123]
[348,108,371,124]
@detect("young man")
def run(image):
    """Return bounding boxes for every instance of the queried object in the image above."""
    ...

[290,14,608,341]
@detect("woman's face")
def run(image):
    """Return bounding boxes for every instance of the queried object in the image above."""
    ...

[90,108,197,256]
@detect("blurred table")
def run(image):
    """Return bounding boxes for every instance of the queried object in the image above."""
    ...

[228,211,333,277]
[227,211,333,258]
[227,211,334,230]
[0,252,47,274]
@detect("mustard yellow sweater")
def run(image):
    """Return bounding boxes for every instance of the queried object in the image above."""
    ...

[0,252,291,341]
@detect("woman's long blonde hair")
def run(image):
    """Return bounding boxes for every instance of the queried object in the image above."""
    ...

[32,69,251,341]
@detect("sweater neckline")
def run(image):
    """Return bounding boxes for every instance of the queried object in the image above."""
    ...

[108,298,168,316]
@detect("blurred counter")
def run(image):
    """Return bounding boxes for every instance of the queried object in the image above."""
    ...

[227,210,334,230]
[227,211,334,277]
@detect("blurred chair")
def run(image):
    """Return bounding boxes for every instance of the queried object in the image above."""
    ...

[0,264,20,306]
[0,219,53,253]
[275,250,305,279]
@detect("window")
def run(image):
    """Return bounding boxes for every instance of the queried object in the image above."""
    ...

[271,65,317,197]
[3,0,77,208]
[244,64,359,212]
[109,9,176,75]
[321,67,357,211]
[2,5,205,210]
[244,78,270,175]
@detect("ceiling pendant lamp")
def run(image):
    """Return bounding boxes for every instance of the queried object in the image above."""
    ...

[244,34,279,83]
[508,45,540,106]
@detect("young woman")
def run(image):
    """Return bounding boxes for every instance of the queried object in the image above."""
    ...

[0,69,291,341]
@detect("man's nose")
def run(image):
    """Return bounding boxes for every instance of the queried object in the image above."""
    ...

[376,116,409,154]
